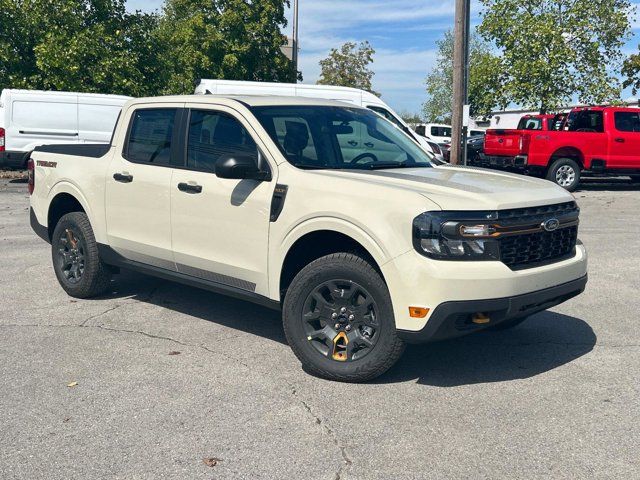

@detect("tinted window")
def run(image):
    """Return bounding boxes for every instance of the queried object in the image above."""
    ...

[252,105,433,170]
[566,110,604,133]
[187,110,258,172]
[126,109,176,164]
[415,125,426,136]
[517,117,543,130]
[614,112,640,132]
[431,126,452,137]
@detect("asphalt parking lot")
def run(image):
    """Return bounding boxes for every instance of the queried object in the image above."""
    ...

[1,177,639,479]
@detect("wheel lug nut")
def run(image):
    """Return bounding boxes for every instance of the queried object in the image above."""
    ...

[348,314,354,321]
[334,323,341,330]
[331,313,338,319]
[340,307,347,313]
[345,325,352,331]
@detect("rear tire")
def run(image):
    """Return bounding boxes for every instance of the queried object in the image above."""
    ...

[283,253,405,382]
[546,158,581,192]
[51,212,111,298]
[630,175,640,183]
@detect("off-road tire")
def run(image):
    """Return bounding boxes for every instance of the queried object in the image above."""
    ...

[51,212,111,298]
[546,158,581,192]
[283,253,405,382]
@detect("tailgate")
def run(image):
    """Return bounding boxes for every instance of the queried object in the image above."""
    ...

[483,130,526,156]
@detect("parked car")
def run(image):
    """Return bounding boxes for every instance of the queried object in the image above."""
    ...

[194,79,441,160]
[415,124,486,145]
[28,95,587,382]
[482,107,640,191]
[440,134,484,164]
[0,89,130,170]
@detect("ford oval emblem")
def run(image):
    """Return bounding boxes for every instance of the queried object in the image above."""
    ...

[542,218,560,232]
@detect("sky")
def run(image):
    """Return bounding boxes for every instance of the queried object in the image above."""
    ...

[127,0,640,114]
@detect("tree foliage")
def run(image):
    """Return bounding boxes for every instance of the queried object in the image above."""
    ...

[423,29,504,122]
[155,0,297,95]
[0,0,297,97]
[317,41,378,95]
[622,48,640,95]
[0,0,159,96]
[478,0,633,113]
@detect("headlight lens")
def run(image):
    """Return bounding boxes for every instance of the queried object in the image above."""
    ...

[412,212,501,261]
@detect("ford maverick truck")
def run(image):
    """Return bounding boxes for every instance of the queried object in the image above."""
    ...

[29,95,588,382]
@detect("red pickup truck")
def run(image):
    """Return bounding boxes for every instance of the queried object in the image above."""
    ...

[480,107,640,191]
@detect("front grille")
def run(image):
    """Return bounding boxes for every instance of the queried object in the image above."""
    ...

[497,201,578,221]
[500,225,578,269]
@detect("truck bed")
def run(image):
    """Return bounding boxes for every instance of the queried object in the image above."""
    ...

[34,144,111,158]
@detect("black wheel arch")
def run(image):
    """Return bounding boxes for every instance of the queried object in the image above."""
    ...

[47,193,85,241]
[279,230,385,301]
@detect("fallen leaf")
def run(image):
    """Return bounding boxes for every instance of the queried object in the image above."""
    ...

[168,351,181,356]
[203,457,221,468]
[67,382,78,388]
[63,417,71,423]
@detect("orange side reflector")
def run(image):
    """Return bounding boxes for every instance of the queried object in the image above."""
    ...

[409,307,429,318]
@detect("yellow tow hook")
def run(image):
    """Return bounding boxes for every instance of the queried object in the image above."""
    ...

[332,331,349,361]
[65,229,77,249]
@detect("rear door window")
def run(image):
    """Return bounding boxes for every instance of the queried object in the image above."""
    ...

[614,111,640,132]
[125,109,177,165]
[566,110,604,133]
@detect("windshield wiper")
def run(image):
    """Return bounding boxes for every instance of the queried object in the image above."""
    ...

[360,162,430,170]
[295,164,335,170]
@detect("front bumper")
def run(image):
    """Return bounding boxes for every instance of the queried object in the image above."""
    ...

[476,153,528,168]
[381,242,587,333]
[397,274,587,343]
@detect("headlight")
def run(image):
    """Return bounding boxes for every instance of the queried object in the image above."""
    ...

[412,212,501,261]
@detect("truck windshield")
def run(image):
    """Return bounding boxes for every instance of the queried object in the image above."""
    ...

[251,106,433,170]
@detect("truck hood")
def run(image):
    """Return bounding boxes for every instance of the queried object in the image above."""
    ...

[314,165,574,210]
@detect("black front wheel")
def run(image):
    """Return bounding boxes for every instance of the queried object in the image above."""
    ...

[51,212,111,298]
[283,253,405,382]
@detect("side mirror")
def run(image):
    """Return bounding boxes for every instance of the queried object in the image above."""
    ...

[215,154,271,181]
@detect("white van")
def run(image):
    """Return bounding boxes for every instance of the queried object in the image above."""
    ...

[194,79,444,162]
[415,123,486,145]
[0,89,131,169]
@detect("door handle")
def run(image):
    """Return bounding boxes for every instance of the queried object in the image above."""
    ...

[364,142,374,148]
[113,173,133,183]
[178,182,203,194]
[348,140,358,146]
[614,137,625,143]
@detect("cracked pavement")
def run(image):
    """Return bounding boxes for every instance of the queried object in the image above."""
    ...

[1,178,639,479]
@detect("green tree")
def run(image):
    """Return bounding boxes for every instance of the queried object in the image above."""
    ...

[423,29,504,122]
[478,0,633,113]
[0,0,159,96]
[155,0,297,95]
[622,49,640,95]
[317,41,379,95]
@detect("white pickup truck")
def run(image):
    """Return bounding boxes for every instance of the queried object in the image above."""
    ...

[28,95,588,382]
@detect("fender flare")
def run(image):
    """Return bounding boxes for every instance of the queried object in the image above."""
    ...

[269,216,393,300]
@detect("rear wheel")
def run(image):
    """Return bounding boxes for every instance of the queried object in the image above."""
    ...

[546,158,581,192]
[283,253,405,382]
[51,212,111,298]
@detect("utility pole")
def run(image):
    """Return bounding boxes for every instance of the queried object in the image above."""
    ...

[450,0,470,165]
[292,0,299,83]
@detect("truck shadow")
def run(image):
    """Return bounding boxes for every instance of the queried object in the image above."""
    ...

[105,271,595,386]
[106,270,286,344]
[376,311,596,386]
[577,178,640,191]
